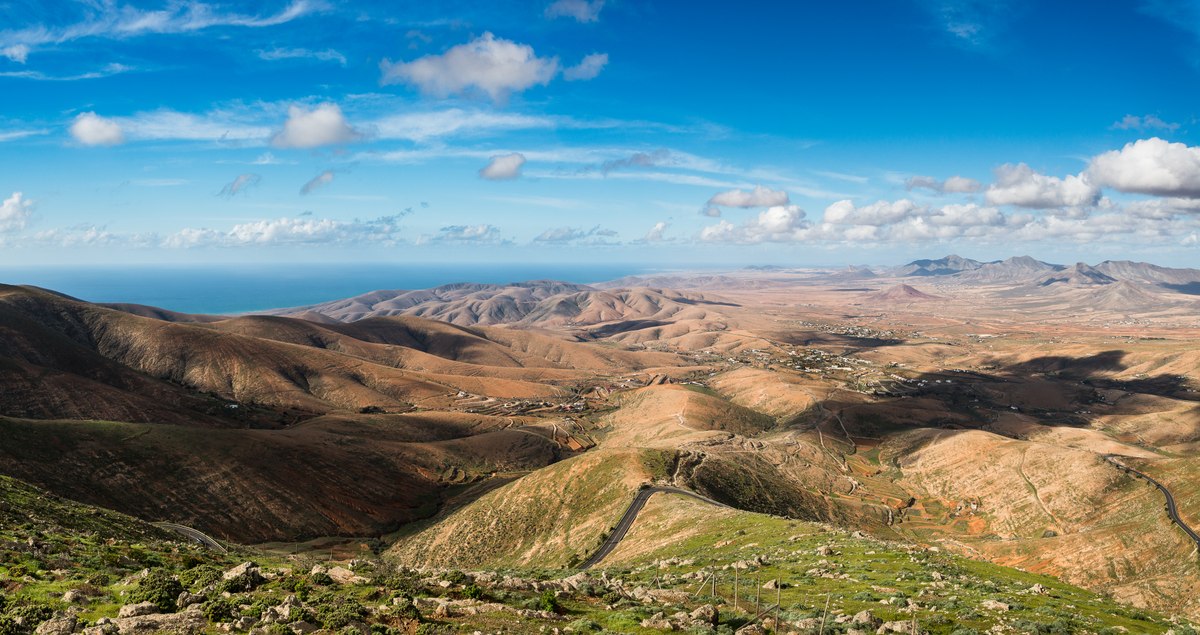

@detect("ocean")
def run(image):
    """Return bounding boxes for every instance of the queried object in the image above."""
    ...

[0,263,654,315]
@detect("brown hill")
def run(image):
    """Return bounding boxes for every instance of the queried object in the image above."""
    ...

[0,283,686,541]
[863,283,942,302]
[263,280,740,327]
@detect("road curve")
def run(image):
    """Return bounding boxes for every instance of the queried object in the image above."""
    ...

[579,485,729,570]
[153,522,228,553]
[1105,456,1200,549]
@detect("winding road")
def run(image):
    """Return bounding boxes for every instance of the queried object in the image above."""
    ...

[1105,457,1200,549]
[153,522,228,553]
[578,485,729,570]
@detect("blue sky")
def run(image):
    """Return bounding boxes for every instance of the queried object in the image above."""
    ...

[4,0,1200,267]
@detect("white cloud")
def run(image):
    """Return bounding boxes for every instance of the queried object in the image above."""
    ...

[32,224,122,247]
[1087,137,1200,198]
[534,225,618,243]
[219,173,261,197]
[0,192,33,232]
[300,170,335,194]
[479,152,526,180]
[1111,114,1180,132]
[380,33,559,102]
[250,152,290,165]
[984,163,1099,209]
[70,112,124,146]
[165,214,405,248]
[271,103,359,149]
[823,199,920,225]
[114,109,271,143]
[545,0,606,22]
[1,1,324,58]
[707,185,790,208]
[0,128,48,142]
[563,53,608,81]
[905,174,982,193]
[699,205,808,244]
[0,62,133,81]
[2,44,29,63]
[644,221,669,242]
[257,47,346,65]
[424,224,504,243]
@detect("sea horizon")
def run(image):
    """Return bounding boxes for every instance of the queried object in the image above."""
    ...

[0,263,665,315]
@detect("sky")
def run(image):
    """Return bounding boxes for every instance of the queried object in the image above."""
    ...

[4,0,1200,268]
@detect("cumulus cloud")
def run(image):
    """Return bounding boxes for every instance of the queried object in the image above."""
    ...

[218,173,261,197]
[706,185,790,209]
[165,214,405,248]
[699,205,808,244]
[823,199,921,225]
[479,152,526,180]
[984,163,1099,209]
[0,192,33,232]
[257,47,346,65]
[2,44,29,63]
[300,170,335,195]
[905,174,982,194]
[380,33,559,102]
[644,221,669,242]
[1087,137,1200,198]
[70,112,124,146]
[545,0,605,22]
[534,225,618,243]
[271,103,360,149]
[1111,114,1179,132]
[32,224,122,247]
[563,53,608,80]
[425,224,504,243]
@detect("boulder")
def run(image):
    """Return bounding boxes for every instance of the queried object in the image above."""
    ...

[111,606,206,634]
[221,562,265,591]
[326,566,368,585]
[690,604,719,626]
[640,612,675,630]
[61,590,88,605]
[223,562,258,581]
[34,614,77,635]
[177,592,205,609]
[980,600,1010,612]
[852,610,881,627]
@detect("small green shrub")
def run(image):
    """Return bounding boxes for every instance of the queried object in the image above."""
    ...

[179,564,222,591]
[130,569,184,613]
[202,597,236,622]
[312,594,366,630]
[536,590,559,614]
[462,584,484,600]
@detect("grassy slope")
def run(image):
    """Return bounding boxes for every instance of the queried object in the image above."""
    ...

[596,493,1190,634]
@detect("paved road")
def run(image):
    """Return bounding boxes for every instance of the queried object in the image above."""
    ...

[153,522,228,553]
[1105,456,1200,549]
[579,486,728,570]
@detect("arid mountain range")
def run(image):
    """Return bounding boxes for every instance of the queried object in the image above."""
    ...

[3,256,1200,624]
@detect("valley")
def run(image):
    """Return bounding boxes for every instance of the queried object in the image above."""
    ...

[3,256,1200,632]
